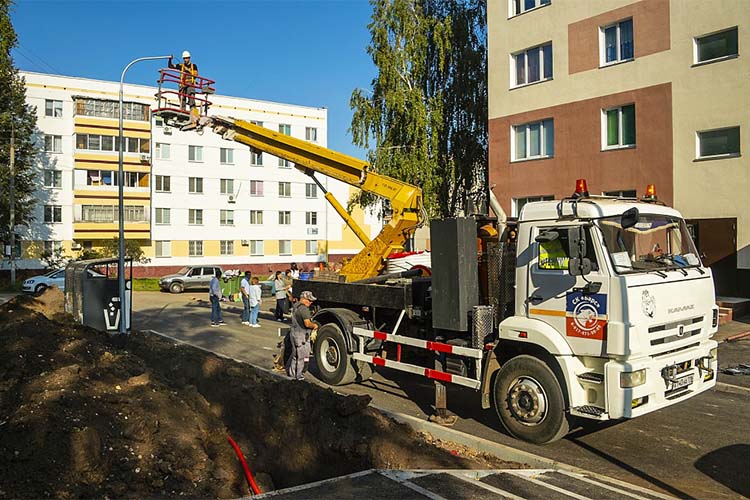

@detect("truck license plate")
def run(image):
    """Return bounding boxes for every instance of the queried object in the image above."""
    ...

[672,374,693,390]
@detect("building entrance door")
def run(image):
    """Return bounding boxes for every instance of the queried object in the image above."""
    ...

[686,218,736,296]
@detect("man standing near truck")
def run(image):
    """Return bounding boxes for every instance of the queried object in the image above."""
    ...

[286,290,319,380]
[209,270,225,327]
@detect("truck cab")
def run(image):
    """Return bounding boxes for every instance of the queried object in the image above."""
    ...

[494,190,718,442]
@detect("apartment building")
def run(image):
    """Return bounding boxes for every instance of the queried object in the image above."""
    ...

[14,71,373,276]
[488,0,750,297]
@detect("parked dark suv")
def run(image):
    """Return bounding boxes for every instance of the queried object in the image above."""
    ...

[159,266,223,294]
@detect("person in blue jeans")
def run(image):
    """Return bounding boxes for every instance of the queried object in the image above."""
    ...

[248,276,262,327]
[209,270,225,327]
[240,271,251,325]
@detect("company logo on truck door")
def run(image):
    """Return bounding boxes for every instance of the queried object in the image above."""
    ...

[565,292,607,340]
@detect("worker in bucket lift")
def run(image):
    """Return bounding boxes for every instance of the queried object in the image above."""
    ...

[168,50,199,114]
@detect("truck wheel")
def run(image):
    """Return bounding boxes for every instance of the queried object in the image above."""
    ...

[314,323,356,386]
[169,282,184,294]
[35,284,47,296]
[493,355,570,444]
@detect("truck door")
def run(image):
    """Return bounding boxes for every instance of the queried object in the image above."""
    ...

[526,225,610,356]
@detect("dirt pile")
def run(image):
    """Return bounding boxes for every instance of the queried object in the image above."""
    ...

[0,291,520,498]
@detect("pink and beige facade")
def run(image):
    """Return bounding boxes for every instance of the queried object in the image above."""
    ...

[488,0,750,297]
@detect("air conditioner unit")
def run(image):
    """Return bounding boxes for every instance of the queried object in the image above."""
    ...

[163,126,172,135]
[241,240,249,246]
[227,194,236,204]
[307,227,319,235]
[140,154,151,163]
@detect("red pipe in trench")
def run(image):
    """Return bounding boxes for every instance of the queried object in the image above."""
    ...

[227,435,262,495]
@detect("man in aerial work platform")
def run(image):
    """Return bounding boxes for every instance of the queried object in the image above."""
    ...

[168,50,199,115]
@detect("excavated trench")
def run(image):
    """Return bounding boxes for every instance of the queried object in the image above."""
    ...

[0,289,520,498]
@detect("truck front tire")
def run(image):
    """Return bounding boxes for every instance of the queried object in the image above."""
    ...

[493,355,570,444]
[314,323,356,385]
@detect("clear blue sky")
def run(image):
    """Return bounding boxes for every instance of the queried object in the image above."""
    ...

[10,0,376,158]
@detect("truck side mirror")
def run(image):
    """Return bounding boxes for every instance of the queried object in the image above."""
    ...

[621,207,639,230]
[568,227,592,276]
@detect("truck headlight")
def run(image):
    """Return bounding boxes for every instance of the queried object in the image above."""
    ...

[620,369,646,388]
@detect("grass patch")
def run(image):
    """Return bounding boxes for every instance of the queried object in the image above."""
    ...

[132,278,161,291]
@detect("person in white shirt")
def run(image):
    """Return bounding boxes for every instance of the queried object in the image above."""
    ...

[240,271,252,325]
[273,271,289,322]
[248,276,262,327]
[290,262,300,279]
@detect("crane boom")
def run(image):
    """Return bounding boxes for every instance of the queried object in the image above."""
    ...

[198,115,424,282]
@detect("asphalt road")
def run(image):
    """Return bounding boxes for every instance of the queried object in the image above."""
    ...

[132,291,750,500]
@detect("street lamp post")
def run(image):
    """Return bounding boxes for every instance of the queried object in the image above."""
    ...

[118,55,170,334]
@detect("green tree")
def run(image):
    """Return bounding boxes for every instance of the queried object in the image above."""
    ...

[350,0,487,218]
[0,0,38,244]
[100,238,150,264]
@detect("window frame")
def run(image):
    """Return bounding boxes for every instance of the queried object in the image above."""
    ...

[155,240,171,258]
[278,211,291,225]
[220,209,235,226]
[512,195,554,217]
[155,207,171,225]
[600,18,634,67]
[279,239,292,256]
[305,183,318,199]
[511,118,554,161]
[220,240,234,256]
[155,142,170,160]
[278,182,292,198]
[45,99,63,118]
[188,145,203,162]
[695,126,741,161]
[44,135,62,153]
[188,177,204,194]
[43,169,62,189]
[154,175,171,193]
[250,150,263,166]
[188,240,204,257]
[250,240,264,256]
[189,208,204,225]
[305,211,318,225]
[601,104,636,150]
[44,205,62,223]
[511,42,553,88]
[305,127,318,142]
[220,147,234,165]
[305,240,317,255]
[250,210,263,225]
[220,178,235,195]
[693,26,739,66]
[509,0,551,18]
[250,180,264,197]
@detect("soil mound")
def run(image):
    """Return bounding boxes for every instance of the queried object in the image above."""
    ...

[0,295,520,498]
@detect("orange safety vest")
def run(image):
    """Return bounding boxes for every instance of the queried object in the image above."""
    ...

[177,62,198,87]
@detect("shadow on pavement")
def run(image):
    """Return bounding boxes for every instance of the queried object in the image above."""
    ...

[694,444,750,498]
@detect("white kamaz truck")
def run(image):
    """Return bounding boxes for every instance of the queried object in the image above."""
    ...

[301,180,719,444]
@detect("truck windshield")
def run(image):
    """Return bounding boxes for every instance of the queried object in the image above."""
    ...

[597,214,702,274]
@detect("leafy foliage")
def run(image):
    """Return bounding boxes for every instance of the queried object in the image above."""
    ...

[0,0,39,243]
[40,248,68,269]
[350,0,487,218]
[100,238,150,264]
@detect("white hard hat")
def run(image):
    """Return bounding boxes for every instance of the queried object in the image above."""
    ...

[182,50,191,58]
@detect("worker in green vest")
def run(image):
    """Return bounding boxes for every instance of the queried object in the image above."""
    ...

[539,238,570,270]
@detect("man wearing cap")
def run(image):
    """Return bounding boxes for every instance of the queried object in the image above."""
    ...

[286,290,319,380]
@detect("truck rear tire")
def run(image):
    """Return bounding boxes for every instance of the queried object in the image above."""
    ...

[314,323,356,386]
[493,355,570,444]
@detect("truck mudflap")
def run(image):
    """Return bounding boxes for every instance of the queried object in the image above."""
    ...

[605,340,718,419]
[351,327,484,390]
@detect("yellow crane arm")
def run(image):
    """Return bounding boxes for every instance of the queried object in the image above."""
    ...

[203,116,424,281]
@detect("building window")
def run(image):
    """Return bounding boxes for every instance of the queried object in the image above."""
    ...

[278,182,291,197]
[250,210,263,225]
[44,135,62,153]
[603,189,637,198]
[279,157,291,168]
[278,211,291,225]
[306,211,317,225]
[155,143,170,160]
[603,104,636,149]
[188,145,203,162]
[250,240,264,256]
[512,119,554,161]
[220,240,234,255]
[279,124,291,135]
[250,151,263,166]
[512,43,552,87]
[510,0,550,17]
[75,134,148,153]
[305,183,317,198]
[220,148,234,164]
[189,209,203,225]
[155,175,171,192]
[696,126,740,159]
[513,195,553,217]
[694,27,738,65]
[279,240,291,256]
[305,240,317,255]
[123,172,148,188]
[189,177,203,194]
[43,169,62,188]
[45,99,63,117]
[189,240,203,257]
[250,120,263,127]
[78,205,144,223]
[155,208,171,225]
[155,240,171,258]
[44,205,62,223]
[220,209,234,226]
[43,241,62,254]
[306,127,317,142]
[74,98,149,121]
[601,19,634,66]
[220,178,235,195]
[250,180,264,196]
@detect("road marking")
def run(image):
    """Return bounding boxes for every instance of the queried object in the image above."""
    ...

[506,470,592,500]
[554,470,660,499]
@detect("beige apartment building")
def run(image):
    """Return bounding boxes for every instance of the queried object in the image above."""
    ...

[488,0,750,297]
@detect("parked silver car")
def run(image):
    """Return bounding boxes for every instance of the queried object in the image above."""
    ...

[22,269,66,295]
[159,266,223,294]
